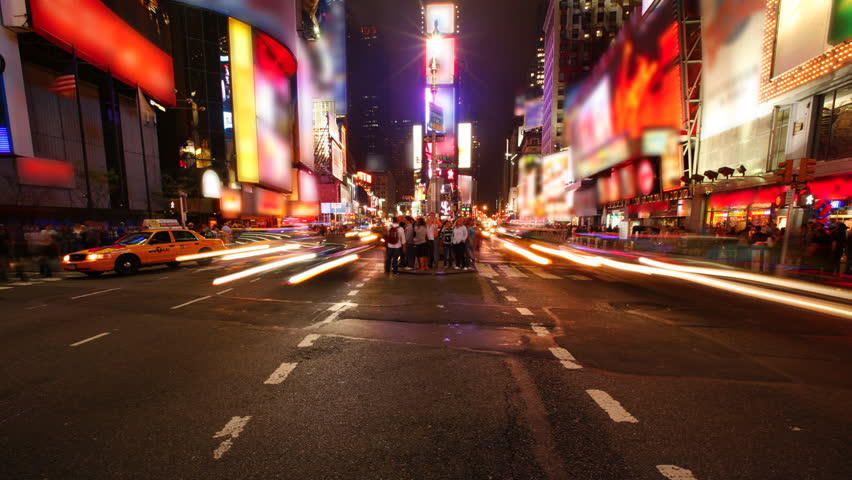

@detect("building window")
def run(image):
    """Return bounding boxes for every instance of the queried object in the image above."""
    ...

[572,30,579,38]
[767,106,791,170]
[559,72,565,82]
[609,11,617,22]
[814,85,852,161]
[597,12,604,22]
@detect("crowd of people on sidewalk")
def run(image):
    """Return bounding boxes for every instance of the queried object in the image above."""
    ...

[383,214,481,274]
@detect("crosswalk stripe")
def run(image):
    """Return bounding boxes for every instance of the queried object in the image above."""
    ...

[477,263,499,277]
[525,266,561,279]
[498,265,527,278]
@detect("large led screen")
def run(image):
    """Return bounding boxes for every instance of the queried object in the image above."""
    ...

[569,0,683,180]
[254,32,296,192]
[174,0,297,50]
[774,0,835,76]
[424,3,455,35]
[424,87,456,159]
[700,0,767,138]
[413,124,423,169]
[30,0,175,106]
[458,123,471,168]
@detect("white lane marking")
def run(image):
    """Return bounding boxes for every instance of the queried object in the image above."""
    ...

[499,265,528,278]
[250,277,262,283]
[170,295,212,310]
[549,347,581,369]
[70,332,111,347]
[477,263,499,277]
[298,334,321,348]
[25,304,48,309]
[264,362,298,384]
[657,465,698,480]
[195,266,223,272]
[490,279,499,284]
[216,288,233,295]
[569,274,591,281]
[0,286,14,290]
[70,288,120,300]
[309,302,357,328]
[531,323,550,336]
[328,302,348,311]
[517,307,533,316]
[505,296,518,302]
[437,304,445,309]
[586,389,638,423]
[526,266,561,279]
[6,282,33,286]
[347,289,359,296]
[356,283,365,288]
[41,277,63,282]
[213,416,252,460]
[497,286,507,292]
[158,276,170,280]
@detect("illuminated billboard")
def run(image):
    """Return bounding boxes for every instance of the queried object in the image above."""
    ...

[774,0,836,75]
[30,0,175,106]
[523,98,544,131]
[424,3,455,35]
[413,124,423,169]
[424,87,456,159]
[174,0,297,49]
[230,19,297,192]
[230,18,260,184]
[700,0,767,138]
[458,122,471,168]
[830,0,852,44]
[426,36,456,85]
[569,0,683,179]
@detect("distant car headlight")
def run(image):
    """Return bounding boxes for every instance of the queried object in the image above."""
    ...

[86,253,112,261]
[63,255,70,262]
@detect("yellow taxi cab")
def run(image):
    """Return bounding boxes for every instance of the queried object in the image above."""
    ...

[61,220,226,277]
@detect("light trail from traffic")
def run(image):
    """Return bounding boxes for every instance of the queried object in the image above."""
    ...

[288,254,360,284]
[221,244,301,261]
[212,253,317,285]
[176,244,269,262]
[498,239,551,265]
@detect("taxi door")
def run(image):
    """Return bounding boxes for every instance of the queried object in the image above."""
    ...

[171,230,202,257]
[145,231,176,264]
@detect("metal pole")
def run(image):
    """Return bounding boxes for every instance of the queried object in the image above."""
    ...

[72,49,93,212]
[135,86,153,217]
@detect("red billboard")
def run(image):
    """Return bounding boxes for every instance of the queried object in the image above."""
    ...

[569,0,683,180]
[30,0,176,107]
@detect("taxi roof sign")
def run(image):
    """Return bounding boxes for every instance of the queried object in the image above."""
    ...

[142,219,182,230]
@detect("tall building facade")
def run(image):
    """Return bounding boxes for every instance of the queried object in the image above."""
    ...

[347,25,390,172]
[542,0,641,155]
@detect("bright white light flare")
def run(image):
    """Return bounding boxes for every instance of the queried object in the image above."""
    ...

[360,234,378,242]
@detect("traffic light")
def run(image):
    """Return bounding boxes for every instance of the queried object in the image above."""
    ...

[798,158,816,183]
[775,159,794,184]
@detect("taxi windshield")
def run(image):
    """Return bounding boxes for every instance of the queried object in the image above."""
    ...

[114,232,151,245]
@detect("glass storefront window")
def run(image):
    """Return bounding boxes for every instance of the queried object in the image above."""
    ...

[814,85,852,161]
[767,105,790,170]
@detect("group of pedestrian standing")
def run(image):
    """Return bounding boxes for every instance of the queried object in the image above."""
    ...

[384,215,480,274]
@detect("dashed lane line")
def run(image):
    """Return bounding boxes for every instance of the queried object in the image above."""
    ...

[517,307,534,316]
[264,362,298,384]
[347,289,359,296]
[25,304,47,310]
[0,287,13,291]
[307,302,357,329]
[70,332,111,347]
[355,283,365,288]
[497,286,508,292]
[249,277,262,283]
[586,389,638,423]
[657,465,698,480]
[216,288,233,295]
[505,296,518,302]
[530,323,550,336]
[568,274,592,281]
[70,288,121,300]
[170,295,212,310]
[549,347,581,369]
[298,334,321,348]
[212,416,252,460]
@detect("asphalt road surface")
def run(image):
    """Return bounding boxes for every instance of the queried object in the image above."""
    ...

[2,237,851,479]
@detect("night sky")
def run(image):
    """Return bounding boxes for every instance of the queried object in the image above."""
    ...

[347,0,541,207]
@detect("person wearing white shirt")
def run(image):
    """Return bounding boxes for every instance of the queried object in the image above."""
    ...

[452,218,469,269]
[384,219,405,274]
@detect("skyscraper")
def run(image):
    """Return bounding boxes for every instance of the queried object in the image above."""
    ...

[542,0,641,155]
[347,25,390,172]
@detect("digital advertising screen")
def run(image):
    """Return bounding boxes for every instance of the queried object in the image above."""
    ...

[426,36,456,85]
[424,87,456,159]
[424,3,455,35]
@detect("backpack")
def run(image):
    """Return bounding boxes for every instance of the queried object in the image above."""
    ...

[387,227,399,244]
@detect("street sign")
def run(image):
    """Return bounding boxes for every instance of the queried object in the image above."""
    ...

[429,102,444,133]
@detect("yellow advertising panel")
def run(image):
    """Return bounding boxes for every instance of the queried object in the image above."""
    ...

[229,18,260,184]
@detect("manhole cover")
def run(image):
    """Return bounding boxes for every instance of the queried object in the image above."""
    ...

[609,302,670,312]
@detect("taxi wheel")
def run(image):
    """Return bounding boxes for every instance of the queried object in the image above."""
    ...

[196,248,213,266]
[114,254,140,276]
[167,262,181,269]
